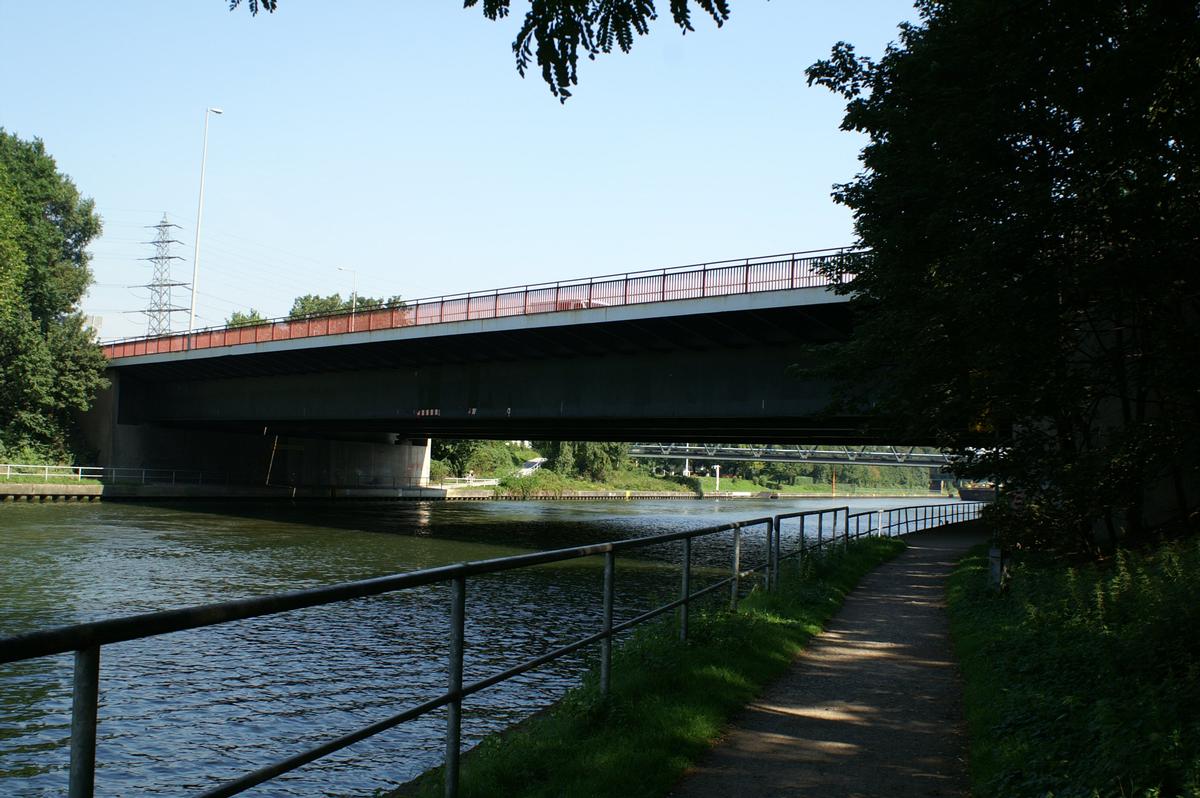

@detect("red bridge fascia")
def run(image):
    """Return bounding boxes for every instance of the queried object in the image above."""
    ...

[102,247,860,360]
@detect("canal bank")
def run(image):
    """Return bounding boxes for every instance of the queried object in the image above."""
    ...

[0,482,942,502]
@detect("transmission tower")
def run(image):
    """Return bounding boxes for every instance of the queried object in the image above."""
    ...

[135,214,189,335]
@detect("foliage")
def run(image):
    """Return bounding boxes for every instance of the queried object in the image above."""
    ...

[392,537,905,798]
[464,440,524,477]
[0,131,107,463]
[428,459,450,483]
[806,0,1200,552]
[287,292,403,319]
[431,439,482,477]
[495,465,695,497]
[229,0,731,101]
[947,539,1200,797]
[226,308,265,327]
[537,440,630,481]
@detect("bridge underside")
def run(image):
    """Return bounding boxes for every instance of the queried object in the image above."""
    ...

[107,301,897,445]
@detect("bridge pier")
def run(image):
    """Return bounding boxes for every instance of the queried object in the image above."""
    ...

[79,373,432,489]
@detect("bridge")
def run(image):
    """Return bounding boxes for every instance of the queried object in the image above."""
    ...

[628,444,953,469]
[82,248,886,487]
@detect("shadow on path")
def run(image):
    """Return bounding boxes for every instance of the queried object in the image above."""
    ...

[669,525,986,798]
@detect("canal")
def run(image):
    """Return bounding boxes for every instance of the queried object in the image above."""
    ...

[0,497,951,796]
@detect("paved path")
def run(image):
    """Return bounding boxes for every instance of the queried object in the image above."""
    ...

[670,526,985,798]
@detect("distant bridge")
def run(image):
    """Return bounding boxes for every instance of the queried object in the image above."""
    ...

[628,444,953,469]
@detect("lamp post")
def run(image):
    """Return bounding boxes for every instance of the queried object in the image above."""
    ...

[338,266,358,331]
[188,107,223,336]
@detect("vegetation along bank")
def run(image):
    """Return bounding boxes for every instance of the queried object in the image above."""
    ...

[947,538,1200,797]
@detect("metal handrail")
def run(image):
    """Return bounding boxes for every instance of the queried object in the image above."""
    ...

[0,500,983,798]
[100,247,864,360]
[0,463,224,486]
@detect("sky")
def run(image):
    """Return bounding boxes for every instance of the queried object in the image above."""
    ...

[3,1,914,340]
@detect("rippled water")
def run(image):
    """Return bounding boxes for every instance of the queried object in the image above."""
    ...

[0,497,947,796]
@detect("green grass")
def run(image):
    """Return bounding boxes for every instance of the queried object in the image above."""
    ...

[495,468,698,497]
[947,539,1200,798]
[0,475,100,485]
[389,536,905,798]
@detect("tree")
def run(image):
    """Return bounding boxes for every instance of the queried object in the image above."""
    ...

[228,0,732,100]
[0,131,108,462]
[227,308,266,327]
[806,0,1200,551]
[287,292,403,319]
[537,440,629,481]
[432,439,482,477]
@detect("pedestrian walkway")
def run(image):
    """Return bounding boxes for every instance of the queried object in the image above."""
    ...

[670,526,985,798]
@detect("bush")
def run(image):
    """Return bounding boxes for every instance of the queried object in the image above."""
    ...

[465,441,519,477]
[428,459,450,483]
[948,538,1200,797]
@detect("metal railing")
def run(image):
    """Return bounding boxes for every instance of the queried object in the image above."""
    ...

[0,500,982,798]
[0,463,224,486]
[100,247,863,360]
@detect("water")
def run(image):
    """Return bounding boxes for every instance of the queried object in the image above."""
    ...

[0,497,950,797]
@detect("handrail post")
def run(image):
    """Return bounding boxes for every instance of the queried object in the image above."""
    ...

[817,513,824,552]
[600,551,615,696]
[763,521,771,592]
[445,576,466,798]
[771,518,780,590]
[843,507,850,545]
[679,538,691,641]
[730,526,742,611]
[69,645,100,798]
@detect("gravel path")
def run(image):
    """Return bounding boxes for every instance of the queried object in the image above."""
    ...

[669,525,985,798]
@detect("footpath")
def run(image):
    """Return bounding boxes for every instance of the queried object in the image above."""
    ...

[670,525,986,798]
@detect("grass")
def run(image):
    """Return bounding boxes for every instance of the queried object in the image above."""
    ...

[947,539,1200,798]
[389,536,905,798]
[494,468,698,497]
[0,475,101,485]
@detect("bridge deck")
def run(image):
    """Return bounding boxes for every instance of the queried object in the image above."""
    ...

[103,248,859,361]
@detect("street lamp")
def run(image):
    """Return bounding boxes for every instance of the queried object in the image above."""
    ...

[188,107,223,335]
[338,266,358,331]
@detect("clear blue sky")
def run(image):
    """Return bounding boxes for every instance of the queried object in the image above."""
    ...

[3,2,913,339]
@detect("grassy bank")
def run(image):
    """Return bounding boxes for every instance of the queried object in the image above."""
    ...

[495,468,698,498]
[0,475,100,485]
[391,536,905,798]
[947,539,1200,797]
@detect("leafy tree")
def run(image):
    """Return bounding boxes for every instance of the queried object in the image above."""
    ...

[536,440,629,481]
[432,439,482,477]
[0,131,107,463]
[228,0,731,100]
[288,293,348,318]
[227,308,266,327]
[287,292,403,319]
[806,0,1200,551]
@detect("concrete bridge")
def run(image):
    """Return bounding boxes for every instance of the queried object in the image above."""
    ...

[83,248,880,488]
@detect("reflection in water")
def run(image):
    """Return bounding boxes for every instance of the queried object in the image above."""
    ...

[0,497,950,796]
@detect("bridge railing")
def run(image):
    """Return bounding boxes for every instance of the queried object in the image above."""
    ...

[0,500,982,798]
[101,247,863,359]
